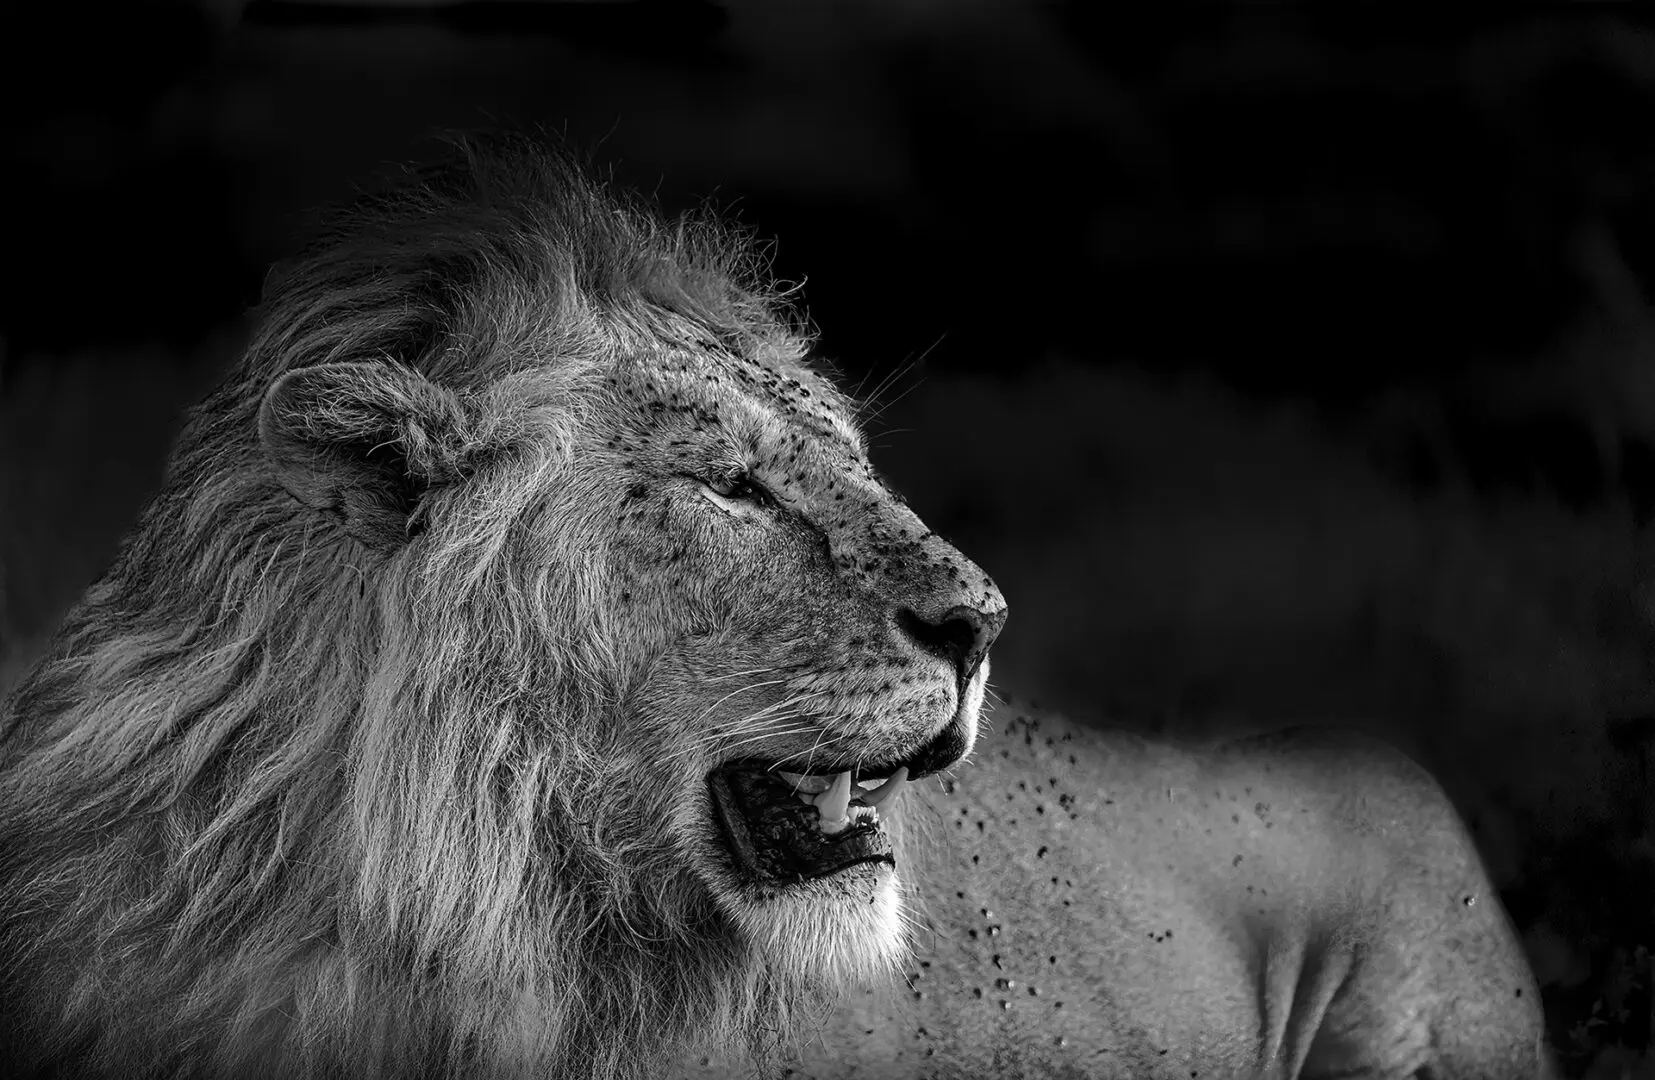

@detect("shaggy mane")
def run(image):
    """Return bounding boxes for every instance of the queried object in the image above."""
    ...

[0,134,826,1080]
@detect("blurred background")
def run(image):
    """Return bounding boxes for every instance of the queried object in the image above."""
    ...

[1,0,1652,1073]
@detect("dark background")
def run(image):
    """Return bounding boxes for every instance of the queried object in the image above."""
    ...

[1,1,1652,1073]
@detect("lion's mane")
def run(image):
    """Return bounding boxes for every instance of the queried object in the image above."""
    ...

[0,135,830,1079]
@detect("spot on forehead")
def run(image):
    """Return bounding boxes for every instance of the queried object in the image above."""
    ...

[708,348,867,455]
[609,346,868,471]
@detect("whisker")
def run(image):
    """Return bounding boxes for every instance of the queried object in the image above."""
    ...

[704,666,787,683]
[770,728,856,774]
[710,720,819,758]
[697,698,825,752]
[793,726,837,774]
[695,706,813,745]
[659,719,820,771]
[690,678,794,728]
[732,691,833,736]
[857,336,942,426]
[856,336,941,422]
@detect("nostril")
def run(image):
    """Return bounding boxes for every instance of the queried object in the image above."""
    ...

[897,605,996,683]
[898,609,976,668]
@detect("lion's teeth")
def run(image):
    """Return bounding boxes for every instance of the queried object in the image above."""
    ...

[786,767,905,832]
[860,766,909,807]
[813,770,853,829]
[822,804,877,834]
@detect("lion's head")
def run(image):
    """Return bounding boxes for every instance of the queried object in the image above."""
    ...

[0,136,1004,1080]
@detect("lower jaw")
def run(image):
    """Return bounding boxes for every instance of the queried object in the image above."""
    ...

[726,861,907,982]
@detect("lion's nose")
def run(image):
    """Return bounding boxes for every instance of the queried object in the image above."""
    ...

[896,603,1006,685]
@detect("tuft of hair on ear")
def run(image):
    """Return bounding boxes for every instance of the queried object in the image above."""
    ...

[258,360,476,548]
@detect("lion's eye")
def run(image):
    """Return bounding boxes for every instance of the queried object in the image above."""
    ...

[707,473,762,501]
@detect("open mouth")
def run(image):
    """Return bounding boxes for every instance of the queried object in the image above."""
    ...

[709,763,910,886]
[707,714,976,888]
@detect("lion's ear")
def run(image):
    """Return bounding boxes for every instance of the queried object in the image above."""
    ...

[258,361,471,547]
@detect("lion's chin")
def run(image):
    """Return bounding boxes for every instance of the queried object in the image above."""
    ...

[724,862,906,984]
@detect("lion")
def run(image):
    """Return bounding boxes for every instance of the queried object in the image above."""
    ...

[0,135,1551,1080]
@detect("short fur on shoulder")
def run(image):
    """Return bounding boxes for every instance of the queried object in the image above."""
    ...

[0,134,1008,1080]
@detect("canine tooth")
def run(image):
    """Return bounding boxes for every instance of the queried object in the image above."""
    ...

[860,766,909,808]
[813,770,853,831]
